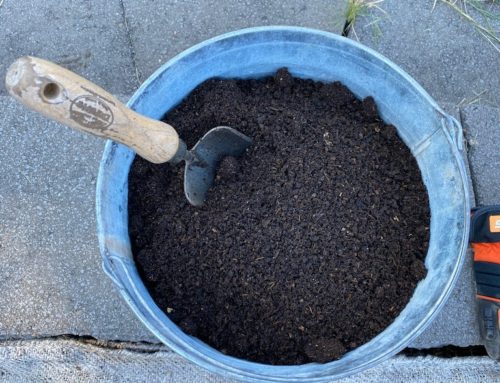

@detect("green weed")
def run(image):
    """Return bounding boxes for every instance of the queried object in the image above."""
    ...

[342,0,387,40]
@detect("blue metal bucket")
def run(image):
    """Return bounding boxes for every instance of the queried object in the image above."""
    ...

[96,27,470,382]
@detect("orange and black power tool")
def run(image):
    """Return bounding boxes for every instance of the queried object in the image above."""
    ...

[471,205,500,360]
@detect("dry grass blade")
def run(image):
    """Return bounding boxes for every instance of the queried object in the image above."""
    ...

[457,89,488,107]
[439,0,500,53]
[466,0,500,20]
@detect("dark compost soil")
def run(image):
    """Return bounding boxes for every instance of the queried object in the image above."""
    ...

[129,69,430,365]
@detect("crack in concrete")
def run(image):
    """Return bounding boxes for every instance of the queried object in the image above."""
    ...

[459,105,480,206]
[0,334,166,354]
[0,334,487,358]
[342,17,353,37]
[403,345,487,358]
[119,0,141,87]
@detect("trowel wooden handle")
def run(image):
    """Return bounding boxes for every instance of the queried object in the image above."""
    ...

[5,56,180,163]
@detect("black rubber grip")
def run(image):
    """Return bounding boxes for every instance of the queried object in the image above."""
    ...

[474,262,500,298]
[477,284,500,299]
[475,272,500,289]
[474,262,500,276]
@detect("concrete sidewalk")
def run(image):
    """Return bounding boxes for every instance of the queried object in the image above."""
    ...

[1,339,499,383]
[1,0,499,381]
[353,0,499,106]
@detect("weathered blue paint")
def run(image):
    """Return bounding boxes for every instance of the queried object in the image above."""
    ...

[96,27,470,382]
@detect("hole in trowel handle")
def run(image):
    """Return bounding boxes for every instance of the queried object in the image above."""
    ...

[41,82,61,101]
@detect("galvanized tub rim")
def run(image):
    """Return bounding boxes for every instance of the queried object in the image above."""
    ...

[96,26,470,382]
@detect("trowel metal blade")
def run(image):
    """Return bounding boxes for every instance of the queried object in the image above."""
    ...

[184,126,251,206]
